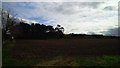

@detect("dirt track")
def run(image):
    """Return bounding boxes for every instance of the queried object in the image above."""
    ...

[12,38,119,59]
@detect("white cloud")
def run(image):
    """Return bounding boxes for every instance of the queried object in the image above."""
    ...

[2,1,119,36]
[16,17,39,24]
[25,2,118,34]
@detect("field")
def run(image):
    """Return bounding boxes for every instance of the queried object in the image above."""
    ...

[3,38,120,66]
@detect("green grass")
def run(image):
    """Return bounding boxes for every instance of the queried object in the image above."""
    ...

[2,41,42,66]
[76,55,120,66]
[2,41,120,66]
[3,41,15,66]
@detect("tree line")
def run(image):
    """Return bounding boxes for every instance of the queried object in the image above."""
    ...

[2,10,64,41]
[12,22,64,39]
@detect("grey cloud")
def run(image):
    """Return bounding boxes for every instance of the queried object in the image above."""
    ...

[41,2,103,15]
[101,27,120,36]
[61,2,102,8]
[70,28,79,31]
[87,32,96,35]
[78,2,103,8]
[103,6,117,11]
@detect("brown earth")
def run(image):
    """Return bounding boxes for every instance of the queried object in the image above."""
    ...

[11,38,119,59]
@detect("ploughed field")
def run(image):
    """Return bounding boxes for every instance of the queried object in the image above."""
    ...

[12,38,119,58]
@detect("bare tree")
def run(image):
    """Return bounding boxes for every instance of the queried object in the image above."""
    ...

[2,9,17,40]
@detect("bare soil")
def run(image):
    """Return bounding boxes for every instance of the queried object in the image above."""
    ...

[11,38,120,59]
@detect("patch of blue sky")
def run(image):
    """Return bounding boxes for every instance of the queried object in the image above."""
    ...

[2,2,35,19]
[16,2,35,9]
[28,16,49,24]
[2,2,35,9]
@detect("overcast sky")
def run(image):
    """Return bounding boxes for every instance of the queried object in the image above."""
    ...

[2,0,120,36]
